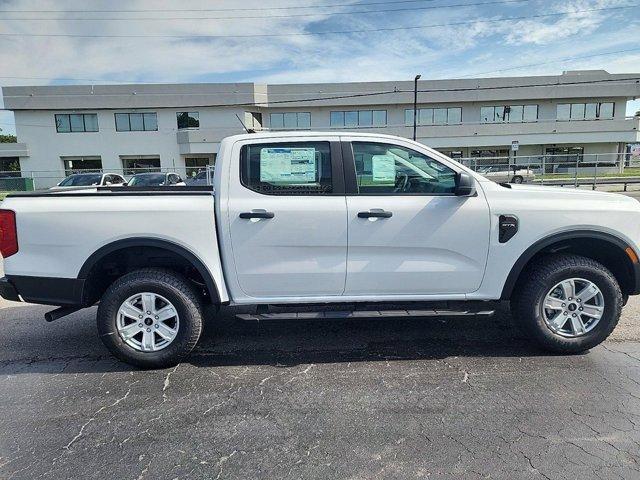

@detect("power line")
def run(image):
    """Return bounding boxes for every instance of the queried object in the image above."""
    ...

[0,0,443,14]
[461,47,640,77]
[2,77,639,111]
[0,0,527,21]
[1,46,640,86]
[0,5,636,39]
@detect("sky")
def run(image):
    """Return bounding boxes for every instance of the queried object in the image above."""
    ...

[0,0,640,135]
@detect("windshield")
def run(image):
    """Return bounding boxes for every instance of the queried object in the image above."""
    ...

[128,173,166,186]
[59,174,102,186]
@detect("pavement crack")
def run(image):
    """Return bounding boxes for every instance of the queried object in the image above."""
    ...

[162,364,180,402]
[64,418,94,451]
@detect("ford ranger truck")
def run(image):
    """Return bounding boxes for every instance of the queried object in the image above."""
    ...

[1,132,639,368]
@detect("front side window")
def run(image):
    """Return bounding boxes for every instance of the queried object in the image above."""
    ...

[352,142,457,195]
[115,112,158,132]
[58,173,103,186]
[177,111,199,129]
[241,142,332,195]
[55,113,99,133]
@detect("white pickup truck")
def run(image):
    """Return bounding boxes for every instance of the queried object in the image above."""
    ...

[1,132,639,368]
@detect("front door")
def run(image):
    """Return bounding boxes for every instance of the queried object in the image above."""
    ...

[227,138,347,299]
[342,139,490,296]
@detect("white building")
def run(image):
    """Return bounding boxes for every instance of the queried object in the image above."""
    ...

[1,69,639,188]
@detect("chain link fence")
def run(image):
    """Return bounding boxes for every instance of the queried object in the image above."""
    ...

[0,153,638,196]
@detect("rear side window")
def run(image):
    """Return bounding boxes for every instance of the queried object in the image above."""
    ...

[240,142,333,195]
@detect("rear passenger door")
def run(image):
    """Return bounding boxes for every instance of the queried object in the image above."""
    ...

[226,137,347,299]
[342,138,490,296]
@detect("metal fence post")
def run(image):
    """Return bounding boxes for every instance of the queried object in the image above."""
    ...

[574,157,578,188]
[541,156,545,185]
[592,155,598,190]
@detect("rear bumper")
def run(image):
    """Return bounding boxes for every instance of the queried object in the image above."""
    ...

[0,275,85,306]
[0,276,20,302]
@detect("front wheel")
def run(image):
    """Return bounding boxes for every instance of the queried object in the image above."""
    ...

[97,268,203,369]
[511,254,622,353]
[511,175,524,184]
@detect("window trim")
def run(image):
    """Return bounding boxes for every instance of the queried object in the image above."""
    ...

[114,112,159,132]
[330,109,388,128]
[238,140,345,196]
[342,140,459,197]
[176,111,200,130]
[268,112,312,130]
[55,113,99,133]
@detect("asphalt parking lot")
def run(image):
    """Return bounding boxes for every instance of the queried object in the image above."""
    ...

[1,297,639,479]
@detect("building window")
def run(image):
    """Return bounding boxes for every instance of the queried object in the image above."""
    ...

[120,155,161,175]
[61,156,103,175]
[176,112,199,129]
[240,142,333,195]
[480,105,538,123]
[0,158,21,176]
[405,107,461,126]
[115,112,158,132]
[557,102,614,121]
[331,110,387,127]
[185,155,216,178]
[545,146,584,162]
[55,114,99,133]
[269,112,311,130]
[244,112,262,129]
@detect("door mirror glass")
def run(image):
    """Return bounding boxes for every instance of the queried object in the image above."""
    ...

[455,172,476,196]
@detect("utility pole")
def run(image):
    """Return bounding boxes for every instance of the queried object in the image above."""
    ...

[413,74,421,141]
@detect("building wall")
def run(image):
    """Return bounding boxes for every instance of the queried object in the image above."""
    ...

[5,71,640,188]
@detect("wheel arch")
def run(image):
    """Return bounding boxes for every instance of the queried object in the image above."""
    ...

[501,230,640,300]
[78,237,221,305]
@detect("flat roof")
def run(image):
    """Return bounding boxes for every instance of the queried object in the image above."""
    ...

[3,70,639,111]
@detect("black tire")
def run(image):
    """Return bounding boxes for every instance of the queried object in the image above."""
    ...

[510,254,622,354]
[511,175,524,184]
[97,268,203,369]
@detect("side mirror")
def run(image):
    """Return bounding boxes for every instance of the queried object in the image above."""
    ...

[455,172,476,196]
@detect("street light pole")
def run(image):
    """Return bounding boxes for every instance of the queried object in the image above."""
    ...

[413,74,421,141]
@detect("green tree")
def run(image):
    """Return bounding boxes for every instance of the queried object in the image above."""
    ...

[0,134,16,143]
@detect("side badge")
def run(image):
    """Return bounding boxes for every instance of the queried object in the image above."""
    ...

[499,215,518,243]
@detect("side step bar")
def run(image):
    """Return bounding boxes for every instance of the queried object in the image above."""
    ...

[236,306,495,321]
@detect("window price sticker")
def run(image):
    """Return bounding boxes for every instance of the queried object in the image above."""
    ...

[260,148,317,183]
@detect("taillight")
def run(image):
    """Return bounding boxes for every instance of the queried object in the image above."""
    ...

[0,210,18,258]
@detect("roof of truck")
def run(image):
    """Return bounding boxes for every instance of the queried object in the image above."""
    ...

[223,131,414,142]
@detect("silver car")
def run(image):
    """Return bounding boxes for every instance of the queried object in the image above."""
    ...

[477,165,535,184]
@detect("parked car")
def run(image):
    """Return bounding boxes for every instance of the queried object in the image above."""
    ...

[185,171,211,186]
[127,172,185,187]
[51,173,126,189]
[477,165,535,184]
[2,132,640,368]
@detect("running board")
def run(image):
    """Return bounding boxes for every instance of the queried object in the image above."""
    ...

[236,307,495,321]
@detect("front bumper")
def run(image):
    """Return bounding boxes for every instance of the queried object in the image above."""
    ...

[0,276,20,302]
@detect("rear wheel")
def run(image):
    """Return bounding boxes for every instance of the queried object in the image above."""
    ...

[511,254,622,353]
[511,175,524,184]
[97,268,203,369]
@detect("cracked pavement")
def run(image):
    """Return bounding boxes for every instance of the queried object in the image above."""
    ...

[0,297,639,479]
